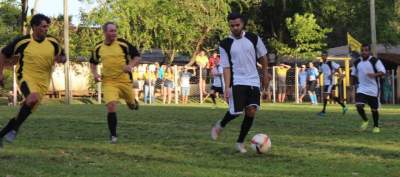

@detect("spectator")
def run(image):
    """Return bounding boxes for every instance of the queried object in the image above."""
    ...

[276,62,291,103]
[307,62,319,105]
[180,67,195,104]
[208,52,220,69]
[186,51,209,95]
[298,65,307,103]
[163,66,174,104]
[144,66,156,104]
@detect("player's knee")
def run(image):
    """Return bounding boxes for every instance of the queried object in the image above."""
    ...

[26,94,39,107]
[245,106,257,117]
[356,104,364,110]
[107,102,117,112]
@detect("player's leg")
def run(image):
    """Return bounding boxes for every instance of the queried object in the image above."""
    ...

[210,88,217,105]
[331,86,347,113]
[319,85,330,116]
[368,96,380,133]
[355,93,369,131]
[103,84,120,143]
[0,81,41,144]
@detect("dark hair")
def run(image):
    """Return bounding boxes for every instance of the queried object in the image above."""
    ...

[227,12,244,21]
[361,44,371,50]
[30,13,51,27]
[102,22,117,32]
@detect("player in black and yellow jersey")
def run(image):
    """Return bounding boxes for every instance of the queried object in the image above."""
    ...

[0,14,65,148]
[90,22,141,143]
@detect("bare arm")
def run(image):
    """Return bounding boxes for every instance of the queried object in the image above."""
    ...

[124,56,141,73]
[223,67,231,102]
[259,55,270,91]
[90,63,101,82]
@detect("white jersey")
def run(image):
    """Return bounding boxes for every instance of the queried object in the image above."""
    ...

[212,65,224,87]
[351,56,386,97]
[319,61,340,86]
[220,32,268,88]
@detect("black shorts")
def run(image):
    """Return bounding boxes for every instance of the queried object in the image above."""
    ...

[323,85,336,93]
[229,85,260,115]
[307,80,317,92]
[356,93,379,109]
[211,86,223,94]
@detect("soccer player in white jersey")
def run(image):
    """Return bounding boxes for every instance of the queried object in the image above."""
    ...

[210,12,270,153]
[318,51,348,117]
[351,44,386,133]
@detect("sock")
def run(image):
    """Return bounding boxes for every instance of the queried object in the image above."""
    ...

[220,111,237,128]
[237,116,254,143]
[308,92,314,104]
[356,106,368,121]
[333,97,345,108]
[107,112,117,137]
[0,118,16,138]
[322,99,328,113]
[372,110,379,127]
[13,104,32,132]
[211,94,216,105]
[313,94,318,104]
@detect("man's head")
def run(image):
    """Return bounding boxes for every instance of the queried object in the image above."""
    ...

[308,62,314,68]
[212,52,218,57]
[361,44,371,59]
[301,65,306,71]
[30,14,51,41]
[199,51,205,56]
[227,12,245,38]
[102,22,117,43]
[321,50,328,62]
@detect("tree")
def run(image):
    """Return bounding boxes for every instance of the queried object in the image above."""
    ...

[0,0,20,47]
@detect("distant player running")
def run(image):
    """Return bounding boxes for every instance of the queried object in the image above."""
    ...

[318,51,347,116]
[0,14,65,148]
[351,44,386,133]
[90,22,140,143]
[211,12,270,153]
[210,62,224,108]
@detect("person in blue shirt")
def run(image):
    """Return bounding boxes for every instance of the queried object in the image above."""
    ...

[307,62,319,105]
[298,65,308,103]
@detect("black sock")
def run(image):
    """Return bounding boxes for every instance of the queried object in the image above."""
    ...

[356,106,368,121]
[211,94,216,104]
[13,104,32,132]
[107,112,117,137]
[333,97,345,108]
[322,99,328,113]
[220,111,237,128]
[372,110,379,127]
[0,118,16,138]
[237,116,254,143]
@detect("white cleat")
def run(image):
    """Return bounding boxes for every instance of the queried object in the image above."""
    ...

[235,143,247,153]
[110,136,118,144]
[211,121,223,140]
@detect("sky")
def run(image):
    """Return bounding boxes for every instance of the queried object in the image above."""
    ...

[28,0,96,25]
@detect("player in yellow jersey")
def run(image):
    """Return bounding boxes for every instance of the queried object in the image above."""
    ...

[90,22,141,143]
[0,14,65,148]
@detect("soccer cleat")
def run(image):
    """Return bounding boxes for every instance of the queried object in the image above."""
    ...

[372,127,380,133]
[127,99,139,110]
[5,130,17,143]
[342,106,348,115]
[235,143,247,153]
[211,120,223,140]
[110,136,118,144]
[360,121,369,131]
[317,112,326,117]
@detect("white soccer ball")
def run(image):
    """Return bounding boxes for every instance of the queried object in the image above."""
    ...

[251,133,271,154]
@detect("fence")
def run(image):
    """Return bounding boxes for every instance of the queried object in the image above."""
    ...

[3,63,398,106]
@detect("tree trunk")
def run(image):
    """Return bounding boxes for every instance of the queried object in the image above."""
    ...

[192,26,210,59]
[20,0,28,35]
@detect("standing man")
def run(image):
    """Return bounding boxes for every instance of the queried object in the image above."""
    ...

[318,51,347,116]
[276,63,291,103]
[0,14,65,148]
[210,12,269,153]
[351,44,385,133]
[180,67,195,104]
[90,22,141,143]
[298,65,308,103]
[307,62,319,105]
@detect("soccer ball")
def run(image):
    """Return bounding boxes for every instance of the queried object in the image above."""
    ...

[251,133,271,154]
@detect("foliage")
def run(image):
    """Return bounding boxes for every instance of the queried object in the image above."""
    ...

[0,0,20,47]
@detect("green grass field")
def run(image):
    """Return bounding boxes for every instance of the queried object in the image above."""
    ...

[0,103,399,177]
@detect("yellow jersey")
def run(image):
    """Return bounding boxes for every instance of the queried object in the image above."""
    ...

[1,35,63,83]
[90,38,140,83]
[276,66,289,77]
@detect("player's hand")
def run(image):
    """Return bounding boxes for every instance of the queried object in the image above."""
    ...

[123,65,133,73]
[55,55,66,64]
[367,73,376,78]
[94,74,102,82]
[224,87,230,103]
[0,74,4,88]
